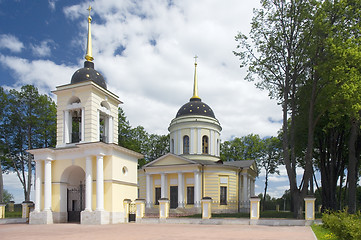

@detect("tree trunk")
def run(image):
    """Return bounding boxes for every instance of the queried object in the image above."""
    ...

[263,171,269,211]
[347,118,358,214]
[0,164,3,203]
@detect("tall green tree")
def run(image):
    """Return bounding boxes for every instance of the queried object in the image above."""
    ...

[309,0,361,213]
[261,137,281,210]
[1,85,56,201]
[234,0,316,218]
[0,87,8,203]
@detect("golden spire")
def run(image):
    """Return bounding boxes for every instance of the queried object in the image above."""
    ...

[85,6,94,62]
[191,55,201,100]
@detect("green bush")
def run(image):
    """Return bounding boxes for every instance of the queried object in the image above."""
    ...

[322,210,361,240]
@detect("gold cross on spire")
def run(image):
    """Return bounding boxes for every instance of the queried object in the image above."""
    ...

[87,5,92,17]
[191,55,200,100]
[85,5,94,61]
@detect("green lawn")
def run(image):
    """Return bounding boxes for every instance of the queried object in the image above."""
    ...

[311,224,339,240]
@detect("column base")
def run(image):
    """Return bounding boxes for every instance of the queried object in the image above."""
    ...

[29,210,53,224]
[81,210,110,225]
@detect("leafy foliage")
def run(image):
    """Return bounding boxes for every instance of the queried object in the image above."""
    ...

[118,107,169,167]
[322,210,361,240]
[0,85,56,201]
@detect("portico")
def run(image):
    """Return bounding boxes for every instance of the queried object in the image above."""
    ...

[139,153,256,214]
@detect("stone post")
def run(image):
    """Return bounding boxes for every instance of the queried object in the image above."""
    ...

[135,199,145,221]
[123,199,131,223]
[22,201,34,219]
[250,197,261,220]
[276,204,280,212]
[158,198,170,219]
[304,197,316,221]
[8,201,15,212]
[201,197,212,219]
[0,203,6,219]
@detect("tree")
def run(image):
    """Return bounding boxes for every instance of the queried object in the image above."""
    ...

[221,134,262,163]
[2,189,14,203]
[0,87,8,203]
[1,85,56,201]
[118,107,169,167]
[261,137,281,210]
[309,0,361,213]
[234,0,316,218]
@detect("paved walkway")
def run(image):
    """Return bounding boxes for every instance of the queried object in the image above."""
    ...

[0,223,316,240]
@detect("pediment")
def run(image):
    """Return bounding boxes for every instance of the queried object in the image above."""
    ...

[144,153,198,167]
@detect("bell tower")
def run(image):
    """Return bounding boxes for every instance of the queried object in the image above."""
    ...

[53,7,121,147]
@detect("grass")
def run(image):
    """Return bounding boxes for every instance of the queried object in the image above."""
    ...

[311,224,339,240]
[4,204,23,218]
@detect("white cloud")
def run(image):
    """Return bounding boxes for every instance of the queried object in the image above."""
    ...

[60,0,280,140]
[0,34,24,53]
[2,0,280,141]
[0,54,76,92]
[30,40,53,57]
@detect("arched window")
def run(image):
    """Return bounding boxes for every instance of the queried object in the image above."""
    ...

[202,135,209,154]
[183,135,190,154]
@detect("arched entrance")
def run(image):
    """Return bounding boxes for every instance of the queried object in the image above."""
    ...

[61,165,85,223]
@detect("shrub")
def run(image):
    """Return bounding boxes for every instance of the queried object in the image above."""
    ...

[322,210,361,240]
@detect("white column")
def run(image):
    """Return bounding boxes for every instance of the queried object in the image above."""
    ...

[178,173,184,208]
[96,155,104,211]
[161,173,167,198]
[81,108,85,142]
[194,171,201,207]
[197,128,202,154]
[108,116,113,143]
[242,173,248,203]
[248,177,251,199]
[210,130,214,155]
[146,174,153,208]
[251,178,255,197]
[34,160,42,212]
[97,110,100,142]
[190,128,195,154]
[178,129,182,155]
[44,160,52,211]
[64,110,69,143]
[85,156,92,211]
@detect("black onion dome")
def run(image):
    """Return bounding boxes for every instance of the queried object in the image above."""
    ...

[176,98,215,118]
[71,61,107,89]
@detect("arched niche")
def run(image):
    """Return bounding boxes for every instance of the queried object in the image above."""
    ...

[59,165,86,223]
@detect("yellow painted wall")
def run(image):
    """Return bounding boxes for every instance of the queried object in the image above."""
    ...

[138,171,146,199]
[55,83,120,146]
[152,156,189,166]
[203,168,238,210]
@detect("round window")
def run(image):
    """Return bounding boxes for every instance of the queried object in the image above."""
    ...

[122,166,128,175]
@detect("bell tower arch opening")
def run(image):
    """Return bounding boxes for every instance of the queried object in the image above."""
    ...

[60,165,85,223]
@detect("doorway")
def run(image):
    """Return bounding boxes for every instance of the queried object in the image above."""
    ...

[61,165,85,223]
[67,183,85,222]
[170,186,178,209]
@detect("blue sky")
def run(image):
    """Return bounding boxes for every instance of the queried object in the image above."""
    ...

[0,0,292,203]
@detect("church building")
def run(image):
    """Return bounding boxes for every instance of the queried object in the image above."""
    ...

[138,59,257,214]
[28,9,143,224]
